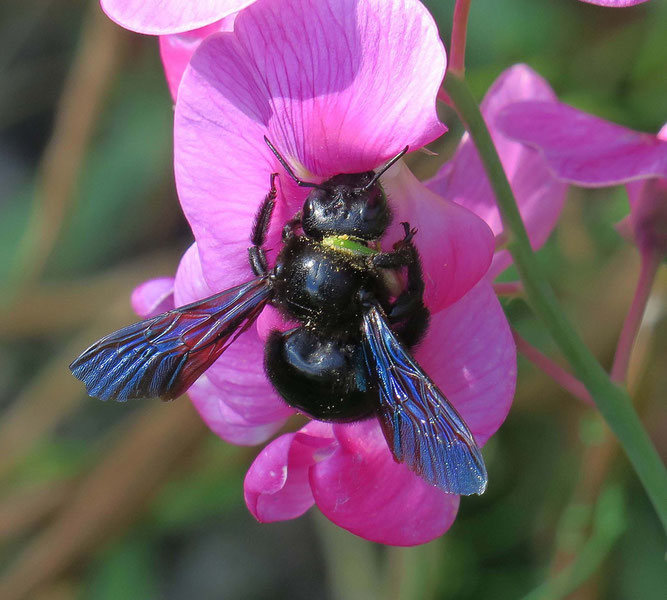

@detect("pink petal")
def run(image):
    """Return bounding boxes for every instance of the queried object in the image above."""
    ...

[202,328,294,425]
[245,422,336,522]
[496,101,667,186]
[427,64,567,278]
[175,0,446,289]
[173,244,293,431]
[232,0,447,177]
[130,277,175,318]
[578,0,649,6]
[255,305,294,343]
[188,374,286,445]
[383,162,494,311]
[101,0,256,34]
[311,420,460,546]
[416,280,516,446]
[159,17,235,100]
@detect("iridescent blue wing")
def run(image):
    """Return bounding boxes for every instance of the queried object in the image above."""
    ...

[362,305,487,495]
[70,277,272,402]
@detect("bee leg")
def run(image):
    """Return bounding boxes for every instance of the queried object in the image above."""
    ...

[390,303,430,348]
[384,227,430,347]
[248,173,279,276]
[370,222,418,269]
[387,242,424,320]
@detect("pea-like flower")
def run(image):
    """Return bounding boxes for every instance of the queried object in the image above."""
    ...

[129,0,573,545]
[496,102,667,261]
[426,64,567,278]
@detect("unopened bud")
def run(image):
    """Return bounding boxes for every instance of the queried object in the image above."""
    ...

[630,178,667,259]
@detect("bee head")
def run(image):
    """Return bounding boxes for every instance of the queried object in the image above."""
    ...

[301,172,390,240]
[263,136,408,242]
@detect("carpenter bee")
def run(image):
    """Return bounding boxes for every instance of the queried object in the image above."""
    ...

[70,138,487,496]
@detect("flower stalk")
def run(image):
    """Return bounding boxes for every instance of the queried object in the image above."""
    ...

[449,0,472,76]
[512,329,593,406]
[443,71,667,533]
[493,281,523,297]
[610,251,661,383]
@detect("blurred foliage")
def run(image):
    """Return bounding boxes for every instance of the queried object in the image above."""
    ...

[0,1,665,599]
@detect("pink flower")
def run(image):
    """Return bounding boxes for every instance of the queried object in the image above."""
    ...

[496,102,667,260]
[426,64,567,278]
[136,0,518,545]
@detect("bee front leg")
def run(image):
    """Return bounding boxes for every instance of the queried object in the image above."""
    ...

[373,223,429,347]
[370,222,418,269]
[248,173,279,276]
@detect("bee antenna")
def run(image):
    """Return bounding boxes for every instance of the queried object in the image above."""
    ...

[361,146,409,192]
[264,136,325,190]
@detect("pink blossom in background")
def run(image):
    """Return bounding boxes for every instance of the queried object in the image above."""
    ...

[134,0,519,544]
[496,102,667,260]
[426,64,568,278]
[100,0,255,34]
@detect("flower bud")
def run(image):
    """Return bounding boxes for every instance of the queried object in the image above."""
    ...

[629,178,667,259]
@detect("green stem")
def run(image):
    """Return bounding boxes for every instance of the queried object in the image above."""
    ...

[520,486,626,600]
[442,72,667,533]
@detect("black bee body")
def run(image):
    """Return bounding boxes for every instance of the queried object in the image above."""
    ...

[270,234,386,334]
[251,161,428,423]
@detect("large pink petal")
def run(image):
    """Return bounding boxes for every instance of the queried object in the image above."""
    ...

[427,65,567,277]
[173,244,293,432]
[383,162,494,311]
[496,101,667,186]
[245,422,336,522]
[415,280,516,446]
[131,277,175,318]
[311,420,460,546]
[231,0,447,177]
[578,0,649,6]
[159,18,235,100]
[101,0,255,34]
[174,42,290,292]
[175,0,446,289]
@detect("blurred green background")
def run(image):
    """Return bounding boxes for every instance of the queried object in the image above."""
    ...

[0,0,665,599]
